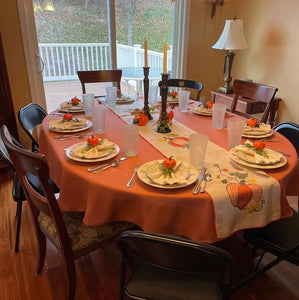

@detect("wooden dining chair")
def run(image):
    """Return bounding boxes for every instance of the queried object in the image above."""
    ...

[77,69,122,97]
[117,231,235,300]
[158,78,203,101]
[1,124,141,300]
[230,79,278,125]
[18,103,48,152]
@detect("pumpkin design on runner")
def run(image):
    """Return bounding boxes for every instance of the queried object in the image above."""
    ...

[213,163,265,213]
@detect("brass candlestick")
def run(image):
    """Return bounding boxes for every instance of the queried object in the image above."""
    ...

[143,67,152,120]
[156,73,171,133]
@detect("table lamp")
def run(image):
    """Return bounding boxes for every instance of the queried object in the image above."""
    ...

[212,18,248,94]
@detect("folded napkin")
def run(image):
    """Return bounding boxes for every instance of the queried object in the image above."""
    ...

[71,139,115,159]
[49,118,87,130]
[146,161,190,185]
[233,140,282,165]
[60,101,84,110]
[243,123,272,136]
[195,106,212,114]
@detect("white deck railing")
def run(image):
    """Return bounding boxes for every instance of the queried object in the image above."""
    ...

[38,43,172,82]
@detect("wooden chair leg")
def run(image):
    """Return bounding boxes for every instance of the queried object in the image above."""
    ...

[65,258,77,300]
[14,201,23,253]
[35,226,46,274]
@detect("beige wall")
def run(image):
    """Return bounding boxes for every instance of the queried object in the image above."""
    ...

[0,0,31,146]
[187,0,299,124]
[2,0,299,135]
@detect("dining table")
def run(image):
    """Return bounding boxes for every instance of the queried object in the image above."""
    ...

[39,98,299,243]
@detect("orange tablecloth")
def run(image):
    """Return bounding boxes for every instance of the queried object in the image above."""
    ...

[39,103,299,243]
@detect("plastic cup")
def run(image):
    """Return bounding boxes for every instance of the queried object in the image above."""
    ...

[189,133,208,169]
[106,87,117,107]
[92,106,106,134]
[212,103,227,129]
[148,86,159,106]
[123,124,139,157]
[82,93,95,117]
[227,118,246,148]
[178,91,190,112]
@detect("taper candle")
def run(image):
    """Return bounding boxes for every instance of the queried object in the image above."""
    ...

[144,40,148,68]
[163,44,167,74]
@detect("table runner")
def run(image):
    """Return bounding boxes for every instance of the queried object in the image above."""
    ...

[110,100,281,238]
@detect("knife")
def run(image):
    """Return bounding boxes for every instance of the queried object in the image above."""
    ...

[192,167,206,195]
[87,156,127,172]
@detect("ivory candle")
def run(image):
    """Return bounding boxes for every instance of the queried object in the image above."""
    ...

[144,40,148,68]
[163,44,167,74]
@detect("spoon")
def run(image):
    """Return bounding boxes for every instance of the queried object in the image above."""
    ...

[126,166,138,188]
[200,173,212,193]
[94,160,120,173]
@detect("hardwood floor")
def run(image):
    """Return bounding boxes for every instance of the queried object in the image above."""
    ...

[0,169,298,300]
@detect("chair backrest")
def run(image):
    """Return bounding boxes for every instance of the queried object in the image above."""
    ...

[231,79,278,124]
[1,125,72,256]
[77,70,122,97]
[117,231,234,275]
[274,122,299,158]
[18,103,48,152]
[158,78,203,101]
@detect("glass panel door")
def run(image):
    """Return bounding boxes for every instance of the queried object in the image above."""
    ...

[32,0,175,111]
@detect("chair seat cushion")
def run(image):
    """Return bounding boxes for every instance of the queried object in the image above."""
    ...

[126,260,223,300]
[39,211,138,252]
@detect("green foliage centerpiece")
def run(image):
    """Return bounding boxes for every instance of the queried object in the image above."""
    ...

[143,66,152,120]
[156,73,171,133]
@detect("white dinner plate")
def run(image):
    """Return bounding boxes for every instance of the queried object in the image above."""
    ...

[242,131,273,138]
[49,120,92,133]
[66,142,120,162]
[229,149,287,169]
[190,106,212,116]
[137,160,198,189]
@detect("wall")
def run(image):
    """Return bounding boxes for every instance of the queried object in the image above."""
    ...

[187,0,299,124]
[0,1,31,146]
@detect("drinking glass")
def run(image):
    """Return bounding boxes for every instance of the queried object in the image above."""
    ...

[227,118,246,148]
[212,103,226,129]
[82,93,95,117]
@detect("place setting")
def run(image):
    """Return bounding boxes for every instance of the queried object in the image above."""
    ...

[137,156,198,189]
[65,134,120,163]
[229,139,287,169]
[190,100,213,116]
[242,117,273,138]
[59,96,85,113]
[48,113,92,133]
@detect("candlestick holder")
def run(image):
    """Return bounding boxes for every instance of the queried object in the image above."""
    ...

[143,67,152,120]
[156,73,171,133]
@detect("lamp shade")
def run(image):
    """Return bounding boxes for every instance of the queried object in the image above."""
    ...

[212,19,248,50]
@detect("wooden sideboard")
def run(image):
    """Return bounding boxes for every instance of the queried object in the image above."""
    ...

[210,90,281,128]
[0,31,19,168]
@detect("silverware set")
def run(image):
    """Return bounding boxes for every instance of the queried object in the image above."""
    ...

[87,157,127,173]
[55,132,92,140]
